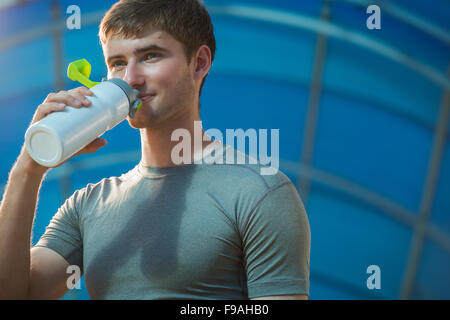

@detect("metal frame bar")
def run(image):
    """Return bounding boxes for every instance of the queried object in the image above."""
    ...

[400,65,450,299]
[51,1,64,92]
[49,0,71,200]
[297,0,331,205]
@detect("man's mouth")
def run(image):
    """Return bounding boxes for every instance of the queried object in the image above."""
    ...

[138,94,156,102]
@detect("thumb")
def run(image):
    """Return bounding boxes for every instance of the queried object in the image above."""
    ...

[91,138,108,150]
[76,138,107,155]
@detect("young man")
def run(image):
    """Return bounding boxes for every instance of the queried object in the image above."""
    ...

[0,0,310,299]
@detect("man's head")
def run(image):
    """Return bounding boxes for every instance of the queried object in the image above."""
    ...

[99,0,216,128]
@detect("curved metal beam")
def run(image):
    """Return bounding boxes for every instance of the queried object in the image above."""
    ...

[207,4,450,90]
[298,0,330,207]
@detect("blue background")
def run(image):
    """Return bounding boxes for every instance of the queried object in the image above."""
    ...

[0,0,449,299]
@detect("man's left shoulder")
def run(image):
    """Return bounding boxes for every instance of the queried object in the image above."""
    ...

[218,160,294,195]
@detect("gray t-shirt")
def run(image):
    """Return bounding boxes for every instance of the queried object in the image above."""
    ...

[35,144,311,299]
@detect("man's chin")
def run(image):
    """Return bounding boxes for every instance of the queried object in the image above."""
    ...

[126,116,153,129]
[126,101,189,129]
[126,111,165,129]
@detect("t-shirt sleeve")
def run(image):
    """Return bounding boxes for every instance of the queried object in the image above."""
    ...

[239,181,311,299]
[33,189,84,272]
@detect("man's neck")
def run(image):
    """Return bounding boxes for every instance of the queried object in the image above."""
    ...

[139,107,211,167]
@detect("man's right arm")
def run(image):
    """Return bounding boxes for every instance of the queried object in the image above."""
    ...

[0,150,74,299]
[0,149,50,299]
[0,87,105,299]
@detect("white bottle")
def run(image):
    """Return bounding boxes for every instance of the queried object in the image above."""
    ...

[25,78,141,167]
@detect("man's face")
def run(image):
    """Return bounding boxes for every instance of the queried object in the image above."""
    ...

[102,28,196,128]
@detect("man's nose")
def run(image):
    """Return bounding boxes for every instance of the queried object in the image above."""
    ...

[123,62,144,89]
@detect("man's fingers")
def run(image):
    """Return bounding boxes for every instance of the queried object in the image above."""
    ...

[46,92,88,108]
[39,102,66,114]
[84,138,107,153]
[74,138,107,156]
[71,86,94,97]
[68,91,92,106]
[32,102,66,123]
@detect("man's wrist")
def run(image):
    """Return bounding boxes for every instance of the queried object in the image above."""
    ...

[14,147,48,177]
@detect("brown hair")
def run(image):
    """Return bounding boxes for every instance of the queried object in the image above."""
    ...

[99,0,216,96]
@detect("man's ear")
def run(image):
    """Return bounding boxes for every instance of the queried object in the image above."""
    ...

[192,45,212,81]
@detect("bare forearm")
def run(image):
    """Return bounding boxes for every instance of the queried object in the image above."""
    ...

[0,151,47,299]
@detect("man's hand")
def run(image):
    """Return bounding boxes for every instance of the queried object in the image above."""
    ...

[18,86,108,174]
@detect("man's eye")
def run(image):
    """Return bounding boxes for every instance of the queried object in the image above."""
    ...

[111,61,126,69]
[145,53,161,61]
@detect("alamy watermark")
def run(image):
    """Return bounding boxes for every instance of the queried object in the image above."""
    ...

[66,265,81,290]
[366,264,381,290]
[366,5,381,30]
[66,5,81,30]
